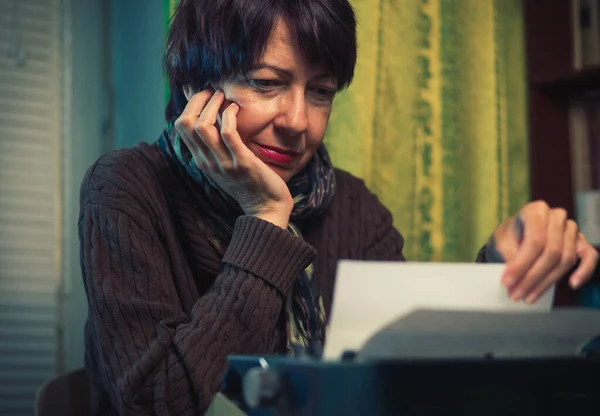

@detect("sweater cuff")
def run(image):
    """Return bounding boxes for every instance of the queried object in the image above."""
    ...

[482,237,505,263]
[222,215,316,296]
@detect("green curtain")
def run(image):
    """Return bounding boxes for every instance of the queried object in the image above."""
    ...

[165,0,530,262]
[326,0,529,261]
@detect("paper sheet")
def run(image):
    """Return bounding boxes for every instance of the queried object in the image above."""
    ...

[323,261,555,360]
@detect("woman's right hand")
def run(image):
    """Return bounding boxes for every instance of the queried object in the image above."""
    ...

[174,89,294,229]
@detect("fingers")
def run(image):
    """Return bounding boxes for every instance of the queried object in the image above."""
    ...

[508,207,566,300]
[496,201,598,304]
[177,119,214,168]
[521,219,578,304]
[175,89,213,157]
[220,102,253,160]
[503,202,550,287]
[175,90,232,169]
[570,233,599,289]
[195,91,231,162]
[492,216,521,272]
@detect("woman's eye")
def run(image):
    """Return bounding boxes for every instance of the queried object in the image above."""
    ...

[249,79,279,89]
[312,87,336,100]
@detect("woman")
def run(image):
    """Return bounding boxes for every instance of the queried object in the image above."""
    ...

[79,0,598,414]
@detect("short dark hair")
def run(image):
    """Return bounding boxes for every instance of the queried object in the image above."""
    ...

[164,0,357,122]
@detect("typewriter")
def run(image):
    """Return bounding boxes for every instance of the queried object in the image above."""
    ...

[211,309,600,416]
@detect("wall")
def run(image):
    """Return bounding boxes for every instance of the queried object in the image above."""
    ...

[111,0,166,149]
[63,0,167,370]
[62,0,110,371]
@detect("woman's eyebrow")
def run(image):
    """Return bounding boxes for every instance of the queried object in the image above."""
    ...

[252,63,334,82]
[252,64,293,77]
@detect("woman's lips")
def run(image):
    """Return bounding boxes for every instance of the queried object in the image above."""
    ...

[255,144,300,166]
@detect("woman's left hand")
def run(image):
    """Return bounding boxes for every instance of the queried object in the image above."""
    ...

[492,201,599,304]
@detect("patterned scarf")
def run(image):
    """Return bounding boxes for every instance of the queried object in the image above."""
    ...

[157,124,334,356]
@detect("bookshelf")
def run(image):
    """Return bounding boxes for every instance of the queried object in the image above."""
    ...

[533,66,600,93]
[524,0,600,306]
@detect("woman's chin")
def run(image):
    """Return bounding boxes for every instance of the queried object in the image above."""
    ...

[264,163,294,183]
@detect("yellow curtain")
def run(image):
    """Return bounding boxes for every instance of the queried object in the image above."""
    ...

[326,0,529,261]
[165,0,530,262]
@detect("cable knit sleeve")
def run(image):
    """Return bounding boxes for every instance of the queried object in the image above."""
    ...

[358,182,406,261]
[79,163,315,414]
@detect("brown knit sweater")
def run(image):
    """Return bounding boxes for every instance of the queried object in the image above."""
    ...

[79,142,471,414]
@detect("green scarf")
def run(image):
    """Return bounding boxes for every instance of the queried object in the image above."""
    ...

[157,124,334,356]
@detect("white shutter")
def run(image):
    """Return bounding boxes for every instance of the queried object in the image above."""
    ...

[0,0,63,414]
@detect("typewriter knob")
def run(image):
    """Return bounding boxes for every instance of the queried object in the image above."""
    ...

[243,367,282,409]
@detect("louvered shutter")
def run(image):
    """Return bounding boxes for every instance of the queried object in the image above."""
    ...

[0,0,63,414]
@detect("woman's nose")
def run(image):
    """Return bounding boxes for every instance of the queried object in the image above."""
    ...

[273,90,308,136]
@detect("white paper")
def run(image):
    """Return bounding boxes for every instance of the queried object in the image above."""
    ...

[324,261,555,360]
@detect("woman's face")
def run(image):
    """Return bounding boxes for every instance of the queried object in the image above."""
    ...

[220,19,337,182]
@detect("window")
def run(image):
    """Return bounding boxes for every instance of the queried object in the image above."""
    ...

[0,0,63,414]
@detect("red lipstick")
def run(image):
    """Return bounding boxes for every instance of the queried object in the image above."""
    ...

[256,144,300,165]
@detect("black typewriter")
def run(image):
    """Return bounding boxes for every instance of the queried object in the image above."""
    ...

[214,309,600,416]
